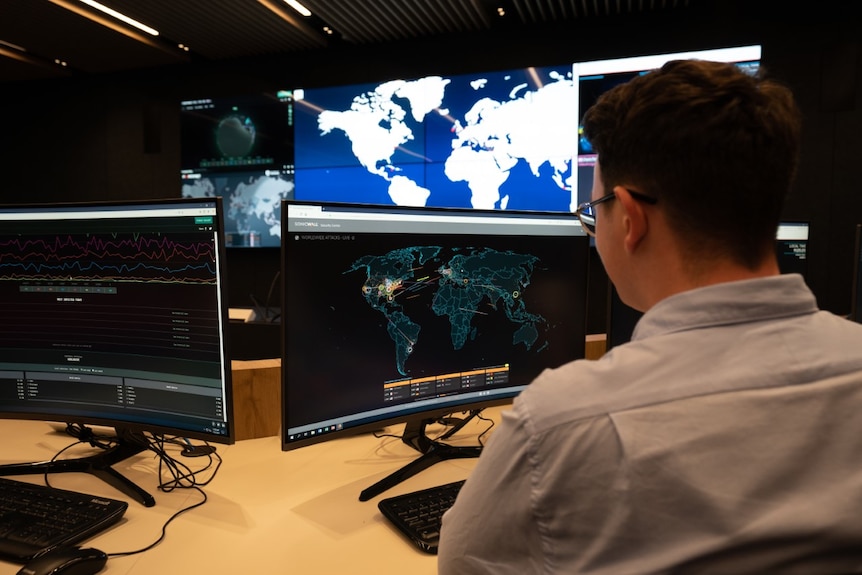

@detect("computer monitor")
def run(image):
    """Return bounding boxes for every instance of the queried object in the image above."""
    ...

[0,198,235,506]
[774,221,810,277]
[852,224,862,323]
[281,200,589,499]
[291,44,759,216]
[180,91,295,248]
[606,221,811,350]
[292,63,576,212]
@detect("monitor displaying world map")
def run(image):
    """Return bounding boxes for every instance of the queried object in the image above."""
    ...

[292,65,577,212]
[292,44,760,213]
[179,44,761,248]
[281,200,590,449]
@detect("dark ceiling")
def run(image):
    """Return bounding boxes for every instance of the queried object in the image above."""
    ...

[0,0,706,84]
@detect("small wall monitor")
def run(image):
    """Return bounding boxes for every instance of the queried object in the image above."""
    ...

[281,200,590,499]
[774,221,810,277]
[0,198,235,505]
[180,91,295,248]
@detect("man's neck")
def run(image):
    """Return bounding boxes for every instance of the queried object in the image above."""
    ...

[643,258,782,311]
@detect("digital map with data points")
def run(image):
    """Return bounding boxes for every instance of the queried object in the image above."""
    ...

[345,246,546,376]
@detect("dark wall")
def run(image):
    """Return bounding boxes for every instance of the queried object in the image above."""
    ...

[1,1,860,329]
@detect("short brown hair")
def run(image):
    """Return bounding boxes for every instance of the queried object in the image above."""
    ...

[582,59,801,268]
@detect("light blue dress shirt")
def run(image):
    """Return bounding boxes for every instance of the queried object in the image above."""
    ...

[439,274,862,574]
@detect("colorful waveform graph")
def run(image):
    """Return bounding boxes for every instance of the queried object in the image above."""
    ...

[0,233,218,284]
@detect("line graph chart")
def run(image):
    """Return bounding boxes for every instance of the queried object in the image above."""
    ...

[0,233,218,284]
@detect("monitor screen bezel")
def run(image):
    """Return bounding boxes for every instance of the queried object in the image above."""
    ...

[280,199,590,451]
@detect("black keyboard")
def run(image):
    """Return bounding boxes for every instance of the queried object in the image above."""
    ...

[378,479,465,554]
[0,476,128,562]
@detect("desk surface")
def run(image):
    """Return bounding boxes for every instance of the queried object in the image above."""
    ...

[0,409,498,574]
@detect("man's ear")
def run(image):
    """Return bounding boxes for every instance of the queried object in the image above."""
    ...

[614,187,648,254]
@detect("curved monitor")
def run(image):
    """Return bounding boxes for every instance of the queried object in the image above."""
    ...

[0,198,234,505]
[281,200,589,498]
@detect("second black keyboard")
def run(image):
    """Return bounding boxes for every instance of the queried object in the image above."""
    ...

[378,479,465,554]
[0,476,128,562]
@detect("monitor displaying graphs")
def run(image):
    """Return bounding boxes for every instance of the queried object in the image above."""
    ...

[0,199,233,441]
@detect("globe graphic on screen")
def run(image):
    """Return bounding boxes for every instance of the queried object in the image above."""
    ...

[216,114,256,157]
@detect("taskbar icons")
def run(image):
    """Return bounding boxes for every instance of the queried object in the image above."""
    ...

[288,422,343,442]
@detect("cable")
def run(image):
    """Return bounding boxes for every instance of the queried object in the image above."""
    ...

[45,427,222,558]
[107,486,208,558]
[248,270,281,323]
[146,433,221,492]
[63,422,114,449]
[371,410,495,446]
[263,270,281,323]
[474,410,495,446]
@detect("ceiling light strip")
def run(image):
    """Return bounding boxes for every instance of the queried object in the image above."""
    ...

[0,39,27,52]
[257,0,328,45]
[284,0,312,17]
[77,0,159,35]
[47,0,186,59]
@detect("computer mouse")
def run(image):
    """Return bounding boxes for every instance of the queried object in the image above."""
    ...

[16,547,107,575]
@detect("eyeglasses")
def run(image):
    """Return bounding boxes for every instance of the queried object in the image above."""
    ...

[575,188,658,237]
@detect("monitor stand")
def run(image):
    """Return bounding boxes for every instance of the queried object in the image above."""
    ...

[0,427,156,507]
[358,410,483,502]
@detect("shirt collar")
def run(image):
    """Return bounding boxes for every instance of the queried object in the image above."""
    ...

[632,274,818,342]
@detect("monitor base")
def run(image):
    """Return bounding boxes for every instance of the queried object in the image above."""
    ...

[358,410,483,502]
[0,427,156,507]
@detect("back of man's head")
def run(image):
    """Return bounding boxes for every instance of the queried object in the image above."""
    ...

[582,59,802,269]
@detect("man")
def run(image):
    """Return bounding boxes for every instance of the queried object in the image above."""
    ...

[438,59,862,574]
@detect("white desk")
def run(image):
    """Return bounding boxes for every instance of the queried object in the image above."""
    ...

[0,409,498,574]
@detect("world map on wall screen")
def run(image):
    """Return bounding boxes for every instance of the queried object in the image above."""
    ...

[293,65,578,213]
